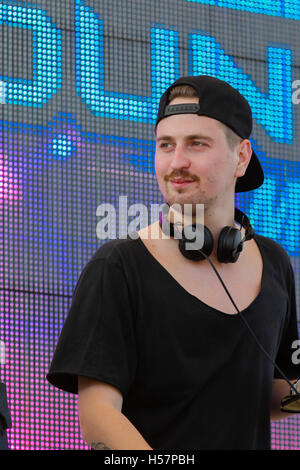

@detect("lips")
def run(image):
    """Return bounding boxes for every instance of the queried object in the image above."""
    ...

[170,178,194,188]
[170,179,193,183]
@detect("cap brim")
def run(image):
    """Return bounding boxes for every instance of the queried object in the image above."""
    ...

[235,150,264,193]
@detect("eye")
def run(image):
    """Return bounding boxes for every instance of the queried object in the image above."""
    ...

[159,142,172,149]
[192,141,206,147]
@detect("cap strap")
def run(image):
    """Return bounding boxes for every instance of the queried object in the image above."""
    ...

[164,103,200,117]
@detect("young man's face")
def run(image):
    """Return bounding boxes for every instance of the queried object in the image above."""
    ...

[155,97,244,211]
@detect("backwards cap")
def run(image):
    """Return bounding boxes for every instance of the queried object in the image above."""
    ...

[155,75,264,193]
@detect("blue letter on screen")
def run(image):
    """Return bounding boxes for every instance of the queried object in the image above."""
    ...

[0,3,62,106]
[188,32,293,143]
[75,0,179,122]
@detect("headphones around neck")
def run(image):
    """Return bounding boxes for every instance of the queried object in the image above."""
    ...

[159,205,255,263]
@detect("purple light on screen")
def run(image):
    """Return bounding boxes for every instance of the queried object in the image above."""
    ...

[0,154,23,201]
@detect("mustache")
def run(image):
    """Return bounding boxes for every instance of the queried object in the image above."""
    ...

[164,172,199,182]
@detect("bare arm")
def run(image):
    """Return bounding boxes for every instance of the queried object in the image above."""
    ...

[270,378,299,421]
[78,376,153,450]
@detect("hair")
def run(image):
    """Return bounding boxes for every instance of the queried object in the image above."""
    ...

[168,85,243,151]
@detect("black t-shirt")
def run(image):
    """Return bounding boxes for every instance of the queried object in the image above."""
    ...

[47,232,300,450]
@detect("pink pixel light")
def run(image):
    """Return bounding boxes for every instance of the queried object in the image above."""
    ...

[0,155,22,202]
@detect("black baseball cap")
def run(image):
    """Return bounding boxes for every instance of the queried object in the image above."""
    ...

[155,75,264,193]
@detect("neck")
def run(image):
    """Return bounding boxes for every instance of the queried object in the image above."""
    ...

[166,202,238,229]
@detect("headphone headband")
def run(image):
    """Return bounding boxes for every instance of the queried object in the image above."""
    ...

[234,208,255,242]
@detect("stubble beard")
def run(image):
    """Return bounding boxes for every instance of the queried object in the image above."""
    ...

[165,184,218,217]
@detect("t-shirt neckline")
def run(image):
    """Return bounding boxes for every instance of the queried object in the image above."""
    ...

[135,232,266,318]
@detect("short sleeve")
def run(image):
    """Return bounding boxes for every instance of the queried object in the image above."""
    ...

[273,260,300,380]
[46,257,138,397]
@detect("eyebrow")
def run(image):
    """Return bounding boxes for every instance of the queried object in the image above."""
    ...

[156,134,215,143]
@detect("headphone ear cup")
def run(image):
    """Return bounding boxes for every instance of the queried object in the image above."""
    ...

[217,227,243,263]
[178,225,214,261]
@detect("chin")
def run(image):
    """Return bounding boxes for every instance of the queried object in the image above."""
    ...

[168,188,197,202]
[166,197,198,211]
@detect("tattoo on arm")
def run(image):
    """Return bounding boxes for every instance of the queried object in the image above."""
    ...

[91,441,111,450]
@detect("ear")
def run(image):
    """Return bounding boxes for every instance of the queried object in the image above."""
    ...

[234,139,252,178]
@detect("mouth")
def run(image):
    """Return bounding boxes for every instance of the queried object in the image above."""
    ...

[169,179,195,188]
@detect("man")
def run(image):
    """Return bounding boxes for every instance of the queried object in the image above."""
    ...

[47,75,300,450]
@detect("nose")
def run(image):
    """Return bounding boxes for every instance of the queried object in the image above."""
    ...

[170,143,191,171]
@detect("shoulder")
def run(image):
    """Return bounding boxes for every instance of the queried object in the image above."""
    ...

[254,233,290,260]
[71,232,143,299]
[79,231,144,281]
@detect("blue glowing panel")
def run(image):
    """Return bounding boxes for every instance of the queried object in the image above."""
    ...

[186,0,300,21]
